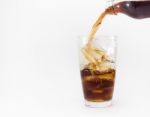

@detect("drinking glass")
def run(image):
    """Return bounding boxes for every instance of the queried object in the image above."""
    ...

[79,36,117,108]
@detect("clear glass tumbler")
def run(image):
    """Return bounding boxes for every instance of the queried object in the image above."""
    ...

[79,36,117,108]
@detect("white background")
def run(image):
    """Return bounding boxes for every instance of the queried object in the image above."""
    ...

[0,0,150,117]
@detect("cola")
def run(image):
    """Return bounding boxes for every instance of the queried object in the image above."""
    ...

[80,68,115,102]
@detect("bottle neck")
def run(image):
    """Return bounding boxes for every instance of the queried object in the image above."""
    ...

[106,0,120,15]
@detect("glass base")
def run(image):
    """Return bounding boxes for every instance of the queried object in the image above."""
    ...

[85,100,112,108]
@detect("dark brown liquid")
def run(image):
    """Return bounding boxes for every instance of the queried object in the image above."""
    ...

[111,1,150,19]
[80,68,115,102]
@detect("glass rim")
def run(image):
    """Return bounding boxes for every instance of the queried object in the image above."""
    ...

[95,35,118,42]
[78,35,118,46]
[78,35,118,40]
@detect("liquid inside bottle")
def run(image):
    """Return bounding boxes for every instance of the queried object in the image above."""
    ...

[107,1,150,19]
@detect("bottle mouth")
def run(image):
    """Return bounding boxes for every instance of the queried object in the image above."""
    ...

[105,6,117,15]
[106,0,117,15]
